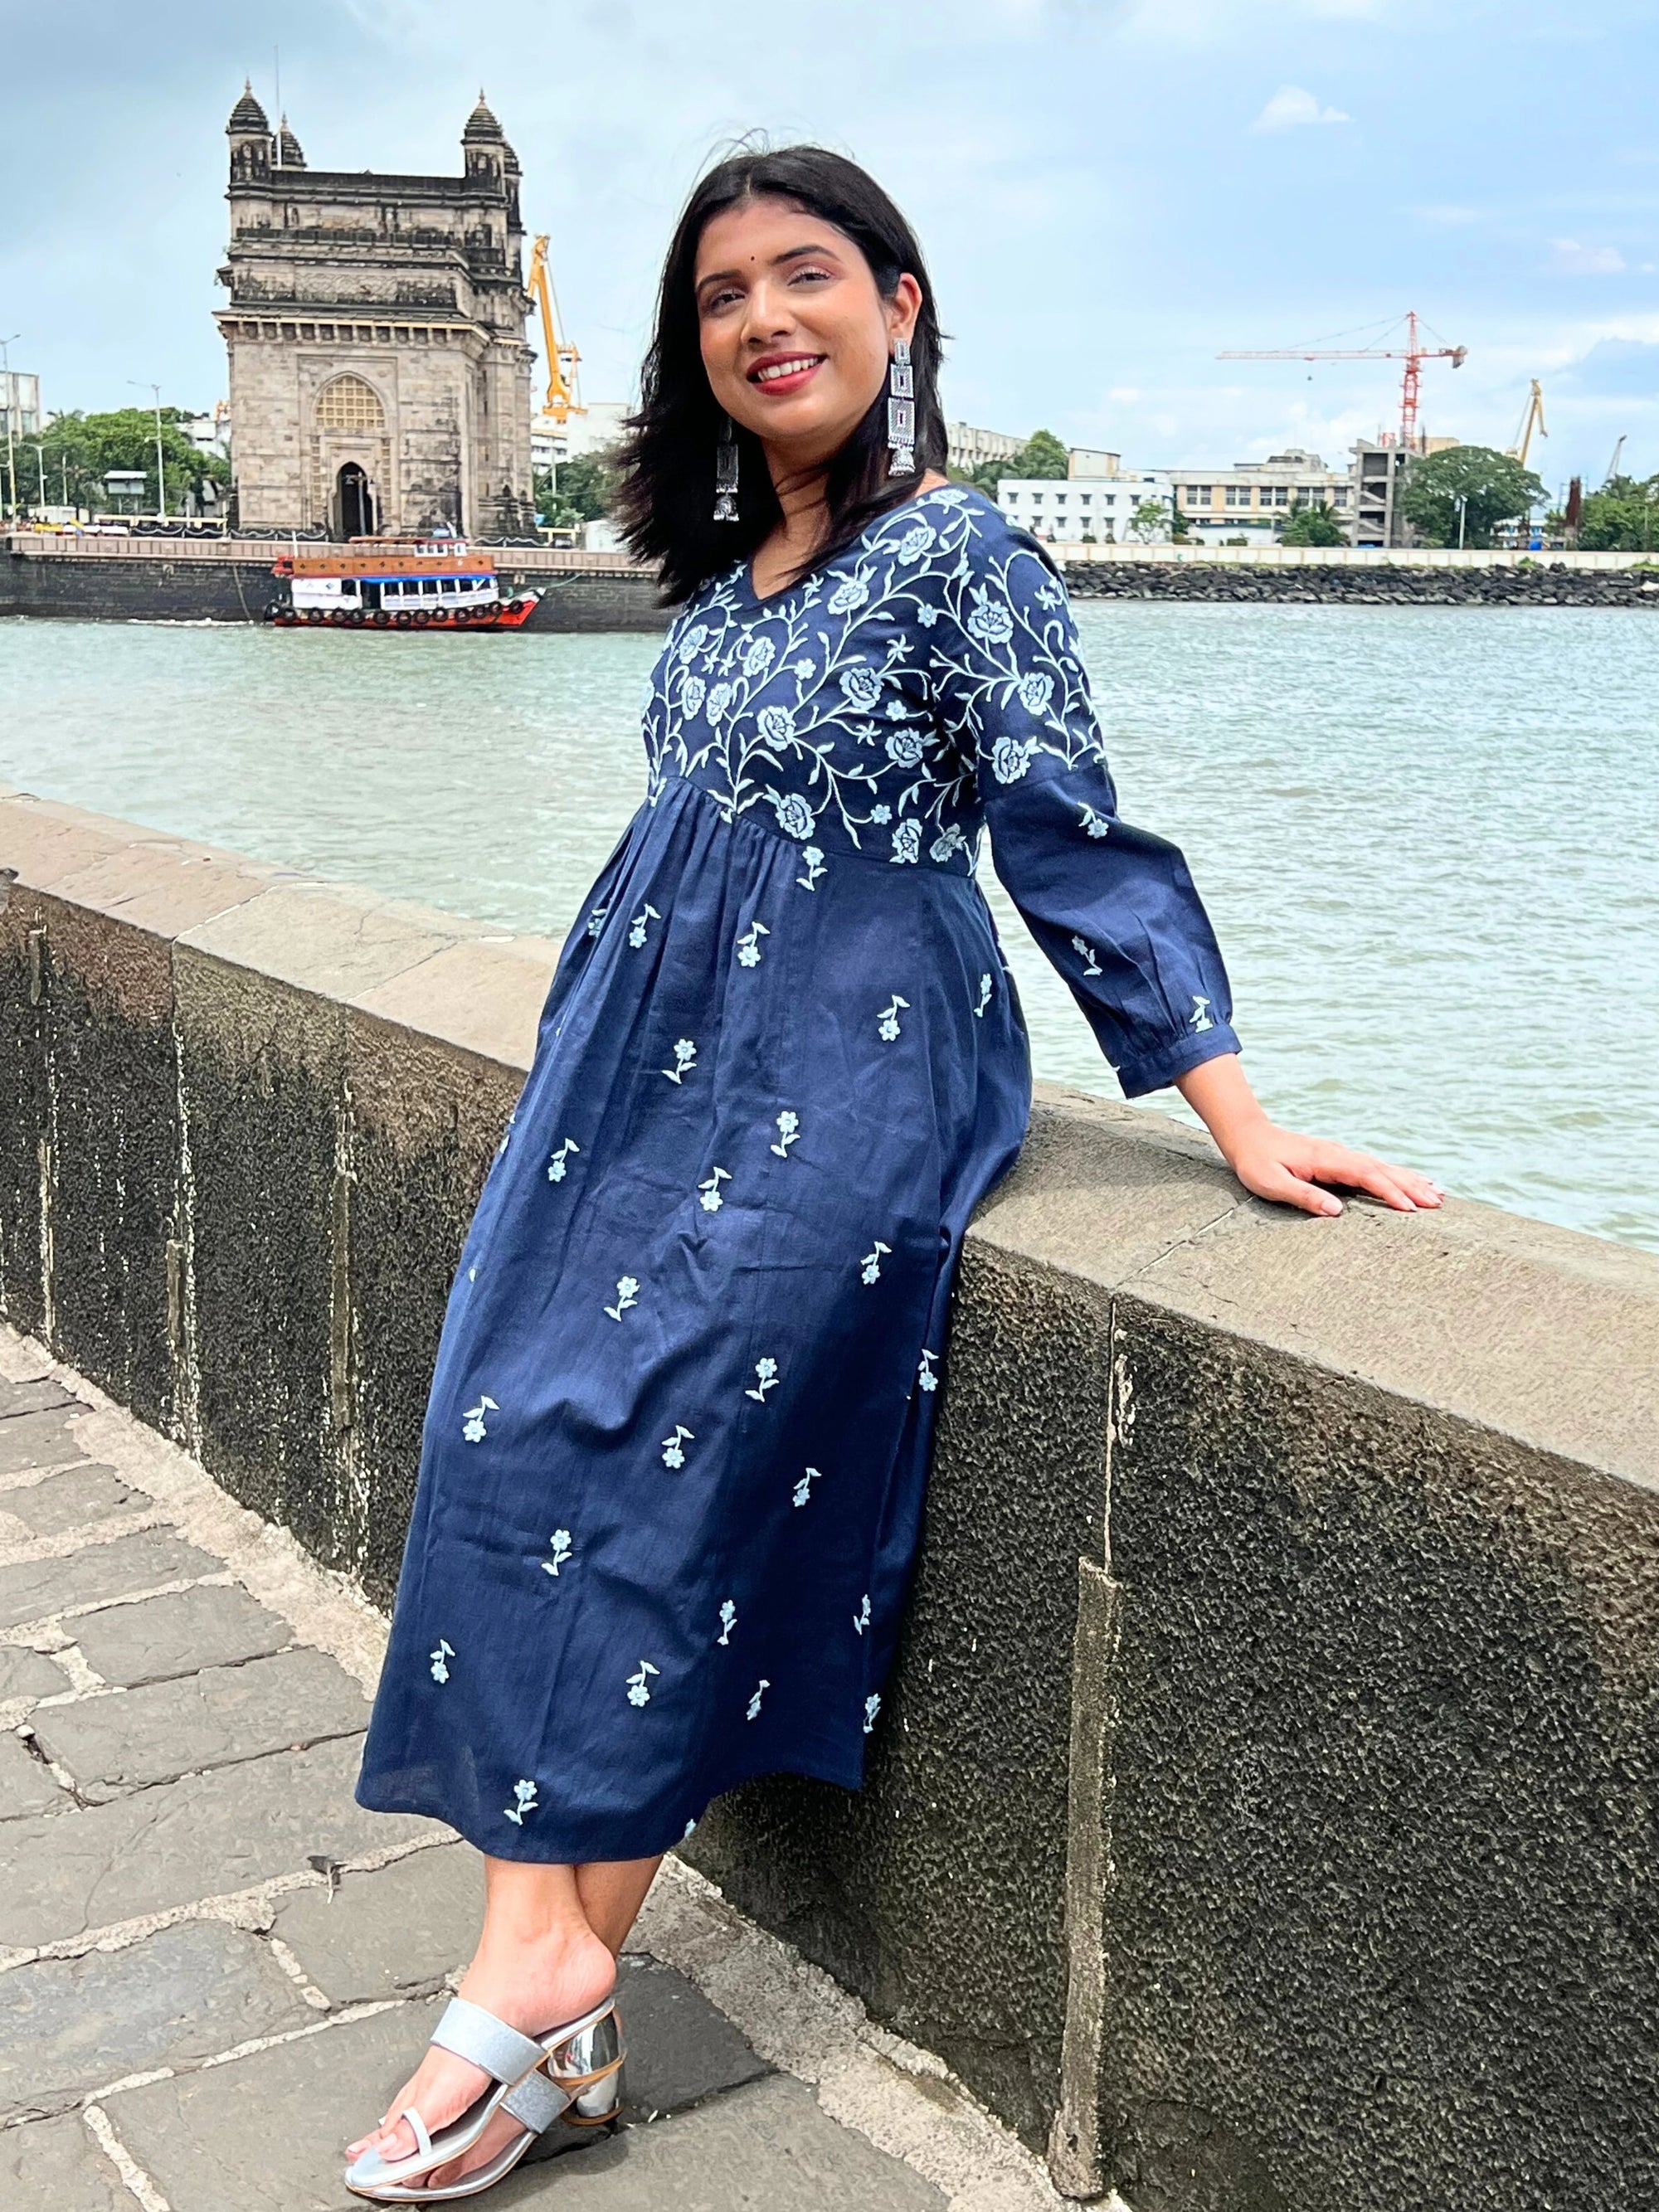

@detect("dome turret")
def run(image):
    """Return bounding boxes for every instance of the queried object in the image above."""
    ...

[463,91,504,143]
[275,114,306,167]
[226,80,270,135]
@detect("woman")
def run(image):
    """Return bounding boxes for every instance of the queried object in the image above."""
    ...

[346,145,1442,2200]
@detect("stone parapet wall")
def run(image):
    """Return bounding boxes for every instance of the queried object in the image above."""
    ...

[0,791,1654,2212]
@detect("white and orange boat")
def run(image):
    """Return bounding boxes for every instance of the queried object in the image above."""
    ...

[267,538,540,630]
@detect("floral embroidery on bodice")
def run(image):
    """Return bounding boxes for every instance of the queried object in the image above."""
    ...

[642,488,1104,878]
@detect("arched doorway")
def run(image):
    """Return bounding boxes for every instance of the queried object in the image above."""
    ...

[336,462,375,540]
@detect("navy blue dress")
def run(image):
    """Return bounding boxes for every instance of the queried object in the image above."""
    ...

[357,489,1239,1862]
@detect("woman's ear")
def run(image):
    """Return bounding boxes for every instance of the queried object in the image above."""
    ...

[887,273,923,348]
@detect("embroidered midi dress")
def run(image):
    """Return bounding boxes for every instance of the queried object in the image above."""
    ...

[356,487,1240,1862]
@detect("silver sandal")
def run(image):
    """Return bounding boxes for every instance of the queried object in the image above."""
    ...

[343,1994,620,2201]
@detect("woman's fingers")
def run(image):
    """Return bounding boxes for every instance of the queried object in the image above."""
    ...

[1247,1160,1345,1217]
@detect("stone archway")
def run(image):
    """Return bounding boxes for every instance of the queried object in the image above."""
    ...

[336,462,375,539]
[314,374,388,537]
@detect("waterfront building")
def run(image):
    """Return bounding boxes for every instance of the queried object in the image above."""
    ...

[214,87,534,539]
[1172,450,1352,542]
[948,421,1024,476]
[531,399,628,476]
[997,459,1172,542]
[1,372,41,443]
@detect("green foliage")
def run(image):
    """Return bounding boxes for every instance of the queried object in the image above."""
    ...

[1277,499,1348,547]
[535,448,617,528]
[1399,445,1544,548]
[956,427,1073,496]
[1168,504,1192,542]
[1574,473,1659,551]
[1127,498,1168,542]
[30,408,230,516]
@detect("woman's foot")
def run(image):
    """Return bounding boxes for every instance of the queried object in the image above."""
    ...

[346,1921,615,2191]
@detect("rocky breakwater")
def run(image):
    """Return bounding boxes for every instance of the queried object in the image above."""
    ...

[1064,557,1659,607]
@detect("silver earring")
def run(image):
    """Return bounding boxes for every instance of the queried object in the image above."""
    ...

[713,415,740,522]
[887,340,916,477]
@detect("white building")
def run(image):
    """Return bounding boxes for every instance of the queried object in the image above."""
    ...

[1171,450,1351,542]
[531,399,628,476]
[948,421,1024,476]
[997,451,1172,543]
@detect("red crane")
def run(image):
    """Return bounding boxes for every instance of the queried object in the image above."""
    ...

[1219,311,1467,449]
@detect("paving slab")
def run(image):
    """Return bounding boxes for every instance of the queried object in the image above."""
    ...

[0,1532,219,1632]
[73,1581,292,1687]
[0,1378,79,1422]
[0,1466,150,1538]
[106,1996,445,2212]
[0,1734,435,1950]
[0,1646,71,1704]
[0,1919,311,2122]
[273,1840,479,2003]
[31,1647,371,1801]
[0,2111,133,2212]
[0,1407,94,1477]
[0,1731,70,1821]
[601,1952,770,2127]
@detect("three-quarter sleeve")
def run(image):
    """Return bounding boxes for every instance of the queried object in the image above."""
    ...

[932,516,1241,1098]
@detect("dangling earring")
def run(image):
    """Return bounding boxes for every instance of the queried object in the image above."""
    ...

[887,339,916,477]
[713,415,740,522]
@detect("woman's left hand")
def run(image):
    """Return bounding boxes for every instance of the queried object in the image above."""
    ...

[1222,1120,1443,1219]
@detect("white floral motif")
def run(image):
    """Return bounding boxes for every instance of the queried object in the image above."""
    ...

[763,788,814,840]
[736,921,769,968]
[828,575,869,614]
[628,902,660,950]
[663,1038,697,1084]
[747,1357,779,1403]
[966,581,1014,645]
[742,636,776,678]
[793,1466,822,1508]
[885,730,925,769]
[1019,670,1054,715]
[747,1679,771,1721]
[626,1661,659,1708]
[870,805,892,825]
[462,1395,499,1444]
[839,664,882,712]
[684,1818,698,1839]
[1071,935,1103,977]
[698,1166,731,1213]
[771,1111,800,1157]
[708,680,733,724]
[585,903,609,939]
[681,676,706,719]
[860,1241,892,1286]
[504,1778,538,1824]
[930,824,966,865]
[542,1529,573,1577]
[547,1137,580,1183]
[797,848,825,890]
[991,735,1037,785]
[717,1600,737,1646]
[430,1639,455,1683]
[1078,803,1112,839]
[877,994,909,1043]
[1190,994,1214,1032]
[661,1424,693,1470]
[757,704,795,745]
[677,623,708,664]
[917,1349,939,1393]
[604,1276,640,1321]
[890,819,921,865]
[974,973,993,1018]
[854,1594,872,1636]
[896,523,937,565]
[864,1694,882,1734]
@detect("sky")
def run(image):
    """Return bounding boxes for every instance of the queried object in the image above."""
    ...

[3,0,1657,493]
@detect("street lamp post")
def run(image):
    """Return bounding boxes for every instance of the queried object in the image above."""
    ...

[0,334,20,523]
[129,380,167,519]
[1456,493,1467,551]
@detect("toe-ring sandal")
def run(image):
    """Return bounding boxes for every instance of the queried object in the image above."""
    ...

[343,1993,618,2202]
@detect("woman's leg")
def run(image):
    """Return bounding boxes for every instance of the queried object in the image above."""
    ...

[347,1855,645,2185]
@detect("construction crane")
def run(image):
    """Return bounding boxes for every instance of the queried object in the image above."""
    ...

[527,235,585,428]
[1508,380,1547,468]
[1219,310,1467,449]
[1604,434,1627,486]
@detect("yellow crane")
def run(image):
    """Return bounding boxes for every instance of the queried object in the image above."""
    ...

[1509,380,1547,468]
[527,234,585,427]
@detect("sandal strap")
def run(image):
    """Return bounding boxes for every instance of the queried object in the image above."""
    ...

[400,2106,433,2160]
[499,2064,570,2135]
[428,1998,544,2085]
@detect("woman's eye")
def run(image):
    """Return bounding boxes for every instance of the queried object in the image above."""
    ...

[703,287,743,314]
[790,265,832,286]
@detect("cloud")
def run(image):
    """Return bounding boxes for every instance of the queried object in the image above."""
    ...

[1550,238,1627,275]
[1557,337,1659,395]
[1251,85,1352,132]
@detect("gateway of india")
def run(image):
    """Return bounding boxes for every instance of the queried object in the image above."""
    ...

[216,87,535,539]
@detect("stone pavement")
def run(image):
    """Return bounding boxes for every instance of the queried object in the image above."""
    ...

[0,1327,1073,2212]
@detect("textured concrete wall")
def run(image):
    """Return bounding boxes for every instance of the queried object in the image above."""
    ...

[1,795,1655,2212]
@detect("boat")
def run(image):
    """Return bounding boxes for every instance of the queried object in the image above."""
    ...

[266,537,540,630]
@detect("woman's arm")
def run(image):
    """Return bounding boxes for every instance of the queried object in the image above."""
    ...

[1176,1052,1443,1218]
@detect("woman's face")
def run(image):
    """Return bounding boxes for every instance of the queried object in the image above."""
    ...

[693,193,921,469]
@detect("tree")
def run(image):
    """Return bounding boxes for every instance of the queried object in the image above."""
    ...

[1277,499,1348,547]
[1574,473,1659,552]
[1399,445,1545,548]
[534,447,618,530]
[1127,498,1167,542]
[957,426,1072,496]
[34,407,230,517]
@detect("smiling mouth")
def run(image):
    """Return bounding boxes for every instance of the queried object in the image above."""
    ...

[748,354,826,390]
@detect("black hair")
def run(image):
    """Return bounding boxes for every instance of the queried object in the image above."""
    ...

[614,143,947,606]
